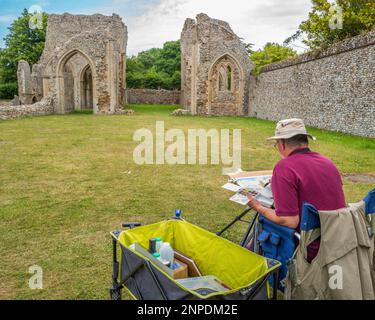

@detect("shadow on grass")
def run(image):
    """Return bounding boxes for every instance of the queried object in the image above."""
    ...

[73,109,94,115]
[129,104,180,115]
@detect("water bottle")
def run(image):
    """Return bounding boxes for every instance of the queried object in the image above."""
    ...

[152,253,165,264]
[155,238,163,253]
[175,209,182,219]
[159,243,174,267]
[149,238,157,254]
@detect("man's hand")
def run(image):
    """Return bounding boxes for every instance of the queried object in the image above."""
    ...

[246,193,300,229]
[246,194,263,212]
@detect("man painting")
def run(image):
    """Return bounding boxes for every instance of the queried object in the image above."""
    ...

[246,119,347,262]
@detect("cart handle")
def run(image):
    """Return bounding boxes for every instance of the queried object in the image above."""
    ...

[122,222,142,229]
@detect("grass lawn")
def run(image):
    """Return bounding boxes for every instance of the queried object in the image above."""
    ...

[0,104,374,300]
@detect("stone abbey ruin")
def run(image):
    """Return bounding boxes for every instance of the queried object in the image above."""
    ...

[17,13,127,115]
[181,13,253,116]
[1,12,374,138]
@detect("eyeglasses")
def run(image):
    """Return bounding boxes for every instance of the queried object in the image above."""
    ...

[273,141,279,149]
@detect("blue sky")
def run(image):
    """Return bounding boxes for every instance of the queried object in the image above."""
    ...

[0,0,312,55]
[0,0,160,51]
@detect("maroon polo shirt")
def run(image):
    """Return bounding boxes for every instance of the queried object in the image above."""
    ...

[271,148,347,262]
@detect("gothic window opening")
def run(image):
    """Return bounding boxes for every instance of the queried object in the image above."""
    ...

[217,64,234,92]
[208,54,245,116]
[63,63,74,112]
[59,51,94,114]
[218,67,227,92]
[81,66,93,109]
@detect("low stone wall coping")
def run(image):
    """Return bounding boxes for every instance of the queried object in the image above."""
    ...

[261,30,375,73]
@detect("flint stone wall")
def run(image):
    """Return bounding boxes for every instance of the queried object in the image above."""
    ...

[250,31,375,138]
[181,14,253,116]
[17,60,34,105]
[24,13,127,115]
[0,96,54,120]
[127,89,181,105]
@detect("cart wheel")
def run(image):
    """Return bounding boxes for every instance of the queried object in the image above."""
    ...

[110,286,122,301]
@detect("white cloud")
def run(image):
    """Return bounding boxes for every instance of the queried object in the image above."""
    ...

[116,0,313,55]
[0,15,15,23]
[23,0,312,55]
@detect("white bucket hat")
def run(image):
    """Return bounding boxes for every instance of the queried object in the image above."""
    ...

[267,118,316,141]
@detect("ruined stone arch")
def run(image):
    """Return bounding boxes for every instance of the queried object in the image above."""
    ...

[181,14,253,116]
[18,14,128,115]
[208,53,245,116]
[56,48,98,114]
[80,63,91,81]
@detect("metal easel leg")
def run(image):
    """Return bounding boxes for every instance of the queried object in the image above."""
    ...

[240,212,259,247]
[217,207,253,237]
[272,270,279,300]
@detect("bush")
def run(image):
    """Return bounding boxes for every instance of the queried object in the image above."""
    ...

[0,82,18,99]
[126,40,181,90]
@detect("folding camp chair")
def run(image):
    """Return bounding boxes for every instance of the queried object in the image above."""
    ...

[218,208,299,292]
[218,189,375,295]
[284,189,375,300]
[301,189,375,233]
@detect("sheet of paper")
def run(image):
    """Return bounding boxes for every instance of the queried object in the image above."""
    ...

[258,184,273,199]
[256,195,274,208]
[177,276,230,293]
[225,170,274,207]
[228,170,273,180]
[235,176,272,189]
[230,193,249,206]
[222,183,242,193]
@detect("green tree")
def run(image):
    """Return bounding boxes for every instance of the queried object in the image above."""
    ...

[127,40,181,90]
[0,9,48,84]
[142,68,166,89]
[170,70,181,90]
[286,0,375,49]
[154,40,181,76]
[250,43,297,75]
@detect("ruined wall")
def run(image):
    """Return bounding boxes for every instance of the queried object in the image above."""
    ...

[181,14,253,116]
[127,89,181,105]
[0,96,54,120]
[251,31,375,138]
[27,13,127,115]
[17,60,35,105]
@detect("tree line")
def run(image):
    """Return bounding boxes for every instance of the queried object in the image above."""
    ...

[0,1,374,99]
[127,41,181,90]
[0,9,48,99]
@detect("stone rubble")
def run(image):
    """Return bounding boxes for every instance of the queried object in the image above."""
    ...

[0,95,55,120]
[171,109,191,116]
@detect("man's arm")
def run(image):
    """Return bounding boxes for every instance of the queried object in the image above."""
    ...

[247,196,300,229]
